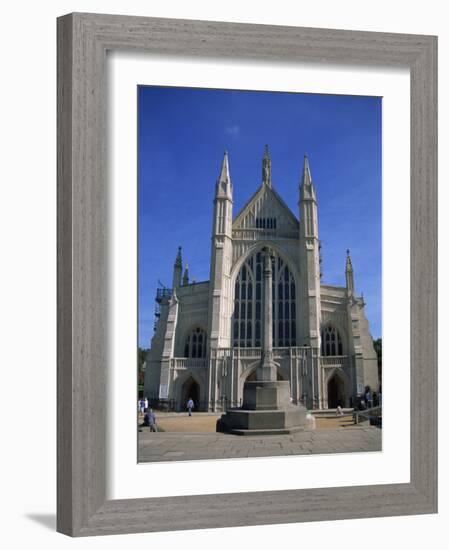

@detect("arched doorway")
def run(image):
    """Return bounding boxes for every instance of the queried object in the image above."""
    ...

[181,376,200,411]
[327,374,345,408]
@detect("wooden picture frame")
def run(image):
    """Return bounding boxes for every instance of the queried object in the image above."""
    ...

[57,12,437,536]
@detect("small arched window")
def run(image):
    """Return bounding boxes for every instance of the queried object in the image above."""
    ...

[184,327,207,358]
[321,325,343,356]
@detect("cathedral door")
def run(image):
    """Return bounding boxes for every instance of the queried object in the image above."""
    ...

[181,377,200,411]
[327,374,345,408]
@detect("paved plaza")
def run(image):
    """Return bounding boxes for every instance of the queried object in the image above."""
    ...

[138,414,381,462]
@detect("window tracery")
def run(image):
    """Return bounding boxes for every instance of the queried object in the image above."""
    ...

[321,325,343,356]
[233,250,296,347]
[255,217,277,229]
[184,327,207,358]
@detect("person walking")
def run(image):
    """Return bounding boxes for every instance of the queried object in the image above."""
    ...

[365,390,372,409]
[143,408,157,432]
[139,397,146,415]
[187,397,194,416]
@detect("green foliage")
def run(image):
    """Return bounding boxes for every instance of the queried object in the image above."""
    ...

[138,348,149,387]
[138,347,149,370]
[373,338,382,382]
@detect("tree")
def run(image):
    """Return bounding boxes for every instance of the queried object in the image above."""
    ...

[373,338,382,384]
[138,348,149,388]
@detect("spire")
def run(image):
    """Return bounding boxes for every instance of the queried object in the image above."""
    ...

[172,246,182,289]
[301,154,312,186]
[345,249,355,294]
[345,249,353,271]
[299,154,316,201]
[182,263,189,286]
[215,151,233,199]
[262,144,272,187]
[174,246,182,268]
[219,151,230,183]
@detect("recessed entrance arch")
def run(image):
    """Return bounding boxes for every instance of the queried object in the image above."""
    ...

[181,376,200,410]
[327,373,346,408]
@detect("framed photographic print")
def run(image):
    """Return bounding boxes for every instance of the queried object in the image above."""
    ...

[57,13,437,536]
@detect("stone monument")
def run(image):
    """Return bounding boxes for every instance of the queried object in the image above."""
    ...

[217,247,307,435]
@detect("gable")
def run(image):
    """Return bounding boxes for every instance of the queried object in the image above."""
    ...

[233,184,299,232]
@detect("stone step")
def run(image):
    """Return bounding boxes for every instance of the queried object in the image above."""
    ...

[311,408,354,418]
[225,426,306,436]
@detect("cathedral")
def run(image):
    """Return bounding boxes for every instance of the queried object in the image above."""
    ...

[144,147,379,411]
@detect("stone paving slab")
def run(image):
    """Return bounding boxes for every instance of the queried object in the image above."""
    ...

[148,412,357,433]
[138,426,382,463]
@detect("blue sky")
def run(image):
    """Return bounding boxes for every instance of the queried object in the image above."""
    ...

[138,86,382,348]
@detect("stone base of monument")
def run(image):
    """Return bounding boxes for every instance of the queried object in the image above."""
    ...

[217,380,307,436]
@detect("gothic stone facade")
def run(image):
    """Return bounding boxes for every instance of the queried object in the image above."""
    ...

[144,148,379,411]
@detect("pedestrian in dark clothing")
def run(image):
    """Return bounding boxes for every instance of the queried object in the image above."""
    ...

[143,409,157,432]
[365,390,372,409]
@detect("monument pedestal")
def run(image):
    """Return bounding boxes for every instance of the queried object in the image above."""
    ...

[217,380,307,436]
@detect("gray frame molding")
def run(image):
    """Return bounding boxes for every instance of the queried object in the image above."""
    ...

[57,12,437,536]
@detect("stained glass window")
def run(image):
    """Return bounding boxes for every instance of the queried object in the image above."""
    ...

[233,250,297,347]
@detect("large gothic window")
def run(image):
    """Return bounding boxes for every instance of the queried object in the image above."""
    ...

[184,327,207,358]
[321,325,343,356]
[232,250,296,348]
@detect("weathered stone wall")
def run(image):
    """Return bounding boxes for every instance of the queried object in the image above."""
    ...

[173,281,209,356]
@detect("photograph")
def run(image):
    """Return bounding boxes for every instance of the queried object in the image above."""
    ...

[0,0,440,543]
[137,86,382,462]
